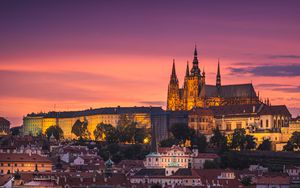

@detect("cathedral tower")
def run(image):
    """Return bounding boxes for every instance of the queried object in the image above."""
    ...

[167,60,181,111]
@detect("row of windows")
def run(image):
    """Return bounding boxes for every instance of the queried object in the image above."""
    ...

[0,163,45,167]
[148,158,188,163]
[225,123,242,131]
[190,117,212,123]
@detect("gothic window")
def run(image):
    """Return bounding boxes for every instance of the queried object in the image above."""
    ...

[260,120,263,128]
[266,120,269,128]
[236,123,242,129]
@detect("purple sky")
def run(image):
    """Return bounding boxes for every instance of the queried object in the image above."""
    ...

[0,0,300,126]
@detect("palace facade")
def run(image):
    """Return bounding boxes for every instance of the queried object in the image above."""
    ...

[23,107,163,139]
[167,47,260,111]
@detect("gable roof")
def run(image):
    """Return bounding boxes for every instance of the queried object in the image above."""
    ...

[206,83,257,98]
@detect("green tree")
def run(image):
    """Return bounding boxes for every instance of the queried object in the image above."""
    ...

[191,134,207,152]
[45,125,64,140]
[94,123,115,141]
[71,119,90,139]
[257,139,272,151]
[170,123,191,144]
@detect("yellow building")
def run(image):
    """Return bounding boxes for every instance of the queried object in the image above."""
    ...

[0,153,52,174]
[23,107,162,139]
[167,47,260,111]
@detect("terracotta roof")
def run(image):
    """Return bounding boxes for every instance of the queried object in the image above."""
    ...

[0,174,12,186]
[255,176,290,185]
[0,153,52,163]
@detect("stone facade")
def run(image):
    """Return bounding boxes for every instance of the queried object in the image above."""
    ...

[167,47,260,111]
[23,107,163,139]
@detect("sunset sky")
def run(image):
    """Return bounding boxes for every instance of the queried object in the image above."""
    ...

[1,0,300,126]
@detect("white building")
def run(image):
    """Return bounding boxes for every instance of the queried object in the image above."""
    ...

[144,145,219,172]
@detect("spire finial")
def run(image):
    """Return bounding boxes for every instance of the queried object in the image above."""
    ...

[194,44,197,57]
[172,59,176,76]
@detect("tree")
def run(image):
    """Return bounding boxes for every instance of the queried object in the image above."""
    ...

[160,138,179,147]
[94,123,115,141]
[191,134,207,152]
[230,128,256,150]
[134,127,148,144]
[210,128,228,153]
[244,135,256,150]
[283,141,294,151]
[231,129,246,150]
[257,139,272,151]
[45,125,64,140]
[290,131,300,150]
[10,126,21,136]
[241,176,252,186]
[124,122,137,143]
[71,119,90,139]
[170,123,191,144]
[203,160,219,169]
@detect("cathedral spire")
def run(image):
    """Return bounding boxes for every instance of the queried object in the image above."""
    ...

[216,58,221,87]
[170,59,178,84]
[194,45,197,57]
[172,59,176,77]
[191,46,201,76]
[185,61,190,77]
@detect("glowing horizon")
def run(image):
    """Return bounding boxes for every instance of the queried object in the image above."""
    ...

[1,0,300,126]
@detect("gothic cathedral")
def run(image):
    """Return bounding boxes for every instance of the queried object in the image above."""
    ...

[167,47,260,111]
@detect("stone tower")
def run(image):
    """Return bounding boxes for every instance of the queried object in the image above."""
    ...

[167,60,181,111]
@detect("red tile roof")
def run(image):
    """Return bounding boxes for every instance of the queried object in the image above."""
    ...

[0,153,52,163]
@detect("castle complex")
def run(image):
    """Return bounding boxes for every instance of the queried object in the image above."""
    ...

[167,47,259,111]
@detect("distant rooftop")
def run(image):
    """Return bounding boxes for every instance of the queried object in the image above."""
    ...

[26,106,164,118]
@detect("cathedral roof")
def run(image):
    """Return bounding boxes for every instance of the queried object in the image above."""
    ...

[205,83,257,98]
